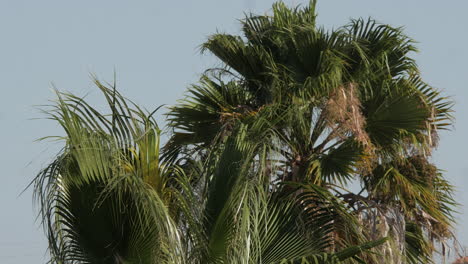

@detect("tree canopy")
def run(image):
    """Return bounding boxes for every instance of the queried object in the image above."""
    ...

[33,1,456,263]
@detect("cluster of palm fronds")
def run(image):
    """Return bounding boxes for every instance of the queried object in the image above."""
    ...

[33,1,456,263]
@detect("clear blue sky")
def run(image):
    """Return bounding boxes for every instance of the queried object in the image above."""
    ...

[1,0,467,263]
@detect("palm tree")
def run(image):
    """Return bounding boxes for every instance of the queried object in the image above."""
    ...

[167,1,456,263]
[34,80,186,263]
[33,80,385,264]
[33,1,456,263]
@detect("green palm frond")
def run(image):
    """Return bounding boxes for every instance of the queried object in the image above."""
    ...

[34,81,189,264]
[404,222,433,264]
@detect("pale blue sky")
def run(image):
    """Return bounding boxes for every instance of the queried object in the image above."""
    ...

[1,0,467,263]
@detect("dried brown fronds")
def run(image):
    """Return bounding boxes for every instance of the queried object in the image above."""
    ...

[324,83,376,173]
[324,83,372,149]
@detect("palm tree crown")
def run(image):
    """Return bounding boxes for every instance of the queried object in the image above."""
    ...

[33,1,456,264]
